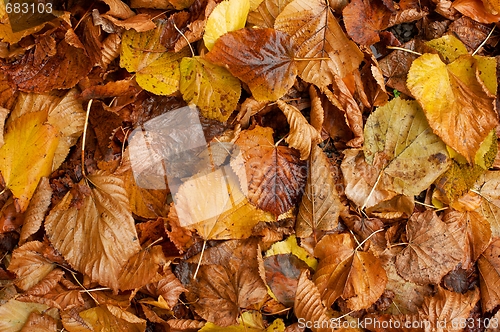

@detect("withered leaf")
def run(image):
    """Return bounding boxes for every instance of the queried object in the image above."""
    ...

[395,211,462,285]
[343,0,392,45]
[45,172,141,291]
[118,245,167,291]
[20,177,52,244]
[0,300,57,332]
[247,0,293,28]
[205,28,297,101]
[478,238,500,312]
[78,304,147,331]
[476,171,500,237]
[231,125,307,216]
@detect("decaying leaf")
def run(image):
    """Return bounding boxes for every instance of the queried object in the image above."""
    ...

[407,53,498,162]
[296,145,343,238]
[231,125,307,216]
[274,0,363,87]
[205,28,297,101]
[313,233,387,310]
[0,111,59,212]
[45,172,142,291]
[395,211,462,284]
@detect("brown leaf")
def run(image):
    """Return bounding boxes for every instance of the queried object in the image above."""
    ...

[313,233,388,310]
[395,211,462,284]
[444,209,491,270]
[296,145,343,238]
[478,238,500,312]
[308,86,324,133]
[19,312,58,332]
[277,100,322,160]
[3,29,91,93]
[79,304,147,331]
[232,125,307,216]
[143,267,187,308]
[343,0,392,45]
[205,28,297,101]
[102,0,135,19]
[45,172,141,291]
[118,246,168,291]
[476,171,500,238]
[20,177,52,244]
[247,0,293,28]
[188,240,268,326]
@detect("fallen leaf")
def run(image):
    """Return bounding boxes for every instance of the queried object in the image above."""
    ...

[476,171,500,237]
[395,211,462,284]
[118,245,167,291]
[205,28,298,101]
[425,34,468,63]
[231,125,307,215]
[180,56,241,122]
[478,237,500,312]
[120,20,191,95]
[142,267,187,308]
[102,0,135,19]
[247,0,293,28]
[407,53,498,162]
[20,178,52,244]
[265,235,317,270]
[274,0,363,87]
[343,0,392,45]
[45,172,142,291]
[0,111,59,212]
[203,0,250,51]
[78,304,147,332]
[20,311,58,332]
[199,310,285,331]
[0,299,58,332]
[313,233,388,310]
[296,145,343,239]
[276,100,322,160]
[453,0,500,23]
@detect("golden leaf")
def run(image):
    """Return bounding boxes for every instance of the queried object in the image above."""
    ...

[0,111,59,212]
[78,304,146,332]
[265,235,318,269]
[199,311,285,331]
[45,172,141,291]
[274,0,363,87]
[0,299,58,332]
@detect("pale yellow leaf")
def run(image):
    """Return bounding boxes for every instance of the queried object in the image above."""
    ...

[20,177,52,244]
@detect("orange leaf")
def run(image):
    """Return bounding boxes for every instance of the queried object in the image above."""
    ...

[118,246,168,291]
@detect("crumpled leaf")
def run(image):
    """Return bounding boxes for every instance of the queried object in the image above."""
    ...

[341,98,450,210]
[313,233,388,310]
[395,211,463,285]
[0,111,59,212]
[188,240,268,327]
[203,0,250,51]
[407,53,498,162]
[8,89,85,171]
[276,100,322,160]
[0,299,57,332]
[199,311,285,331]
[274,0,363,87]
[478,238,500,312]
[120,20,190,95]
[231,125,307,216]
[8,241,56,291]
[180,56,241,122]
[205,28,297,101]
[45,172,142,291]
[142,268,187,309]
[78,304,146,332]
[296,145,343,239]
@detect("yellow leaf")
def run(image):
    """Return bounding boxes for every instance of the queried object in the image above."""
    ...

[0,300,57,332]
[44,172,141,291]
[265,235,318,269]
[0,106,9,148]
[120,21,190,95]
[79,304,146,332]
[407,53,498,162]
[203,0,250,51]
[425,34,468,63]
[0,111,59,212]
[276,100,322,160]
[199,311,284,332]
[180,57,241,122]
[139,295,171,310]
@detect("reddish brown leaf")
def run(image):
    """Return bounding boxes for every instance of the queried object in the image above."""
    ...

[343,0,393,45]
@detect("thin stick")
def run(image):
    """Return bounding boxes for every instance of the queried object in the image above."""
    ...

[354,228,385,252]
[386,46,422,56]
[294,57,330,61]
[193,240,207,280]
[70,271,100,305]
[82,100,92,179]
[361,171,383,211]
[174,23,195,57]
[472,25,496,56]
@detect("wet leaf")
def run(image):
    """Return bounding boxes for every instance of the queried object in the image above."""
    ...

[407,53,498,162]
[0,111,59,212]
[180,56,241,122]
[45,172,141,291]
[205,28,297,101]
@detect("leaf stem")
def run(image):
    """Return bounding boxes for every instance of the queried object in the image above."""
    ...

[193,240,207,280]
[293,57,330,61]
[386,46,422,56]
[354,228,385,251]
[472,25,495,56]
[81,99,92,180]
[174,23,195,57]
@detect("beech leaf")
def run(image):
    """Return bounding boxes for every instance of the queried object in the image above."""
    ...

[44,172,142,291]
[205,28,297,101]
[0,300,57,332]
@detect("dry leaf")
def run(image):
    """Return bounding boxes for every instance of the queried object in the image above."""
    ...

[343,0,392,45]
[118,245,167,291]
[453,0,500,23]
[478,238,500,312]
[395,211,462,284]
[476,171,500,237]
[20,177,52,244]
[78,304,147,331]
[45,172,141,291]
[0,299,58,332]
[247,0,293,28]
[20,311,58,332]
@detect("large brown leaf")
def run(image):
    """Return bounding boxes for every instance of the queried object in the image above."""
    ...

[395,211,462,285]
[231,125,307,216]
[478,238,500,312]
[205,28,297,101]
[296,145,343,239]
[313,233,387,310]
[44,172,142,291]
[274,0,363,87]
[343,0,392,45]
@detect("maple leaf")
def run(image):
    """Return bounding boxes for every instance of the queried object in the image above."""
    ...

[313,233,388,310]
[274,0,363,87]
[231,125,307,216]
[395,211,463,284]
[205,28,298,101]
[407,53,498,162]
[44,172,142,291]
[0,111,59,212]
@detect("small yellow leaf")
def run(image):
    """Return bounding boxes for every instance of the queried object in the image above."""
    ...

[120,21,190,95]
[265,235,318,269]
[203,0,250,51]
[199,311,284,332]
[79,304,146,332]
[425,34,468,63]
[180,57,241,122]
[0,111,59,212]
